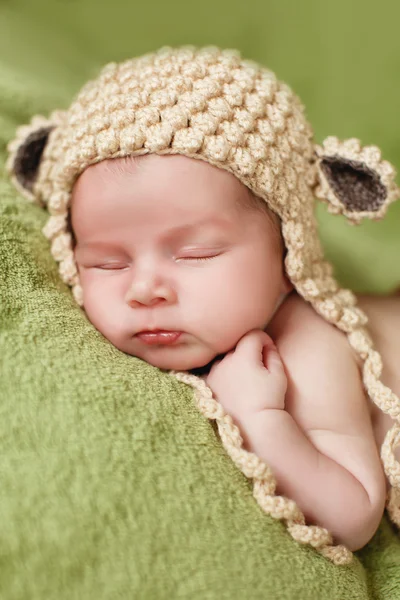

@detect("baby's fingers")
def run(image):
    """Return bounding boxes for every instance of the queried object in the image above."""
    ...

[235,329,275,364]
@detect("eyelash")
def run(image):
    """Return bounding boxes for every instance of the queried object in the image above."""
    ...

[181,256,215,262]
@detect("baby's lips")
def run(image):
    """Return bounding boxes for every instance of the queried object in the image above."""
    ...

[135,331,182,345]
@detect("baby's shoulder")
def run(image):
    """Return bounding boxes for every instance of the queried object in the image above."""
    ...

[266,291,350,355]
[266,292,365,428]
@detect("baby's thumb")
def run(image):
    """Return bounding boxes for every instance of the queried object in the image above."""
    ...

[262,341,284,372]
[235,329,272,361]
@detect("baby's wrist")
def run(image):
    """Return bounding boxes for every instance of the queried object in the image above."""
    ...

[216,392,285,426]
[230,407,288,453]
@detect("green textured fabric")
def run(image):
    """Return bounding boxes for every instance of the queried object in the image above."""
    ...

[2,1,400,598]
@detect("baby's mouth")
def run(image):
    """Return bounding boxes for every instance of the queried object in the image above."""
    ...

[134,331,182,345]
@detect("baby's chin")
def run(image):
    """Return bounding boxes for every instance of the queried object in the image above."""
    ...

[125,345,224,374]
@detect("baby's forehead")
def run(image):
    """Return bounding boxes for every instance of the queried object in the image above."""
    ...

[73,154,283,254]
[73,153,246,192]
[70,153,253,221]
[69,155,283,251]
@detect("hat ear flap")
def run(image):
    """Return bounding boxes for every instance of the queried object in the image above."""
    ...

[6,111,65,204]
[314,137,400,224]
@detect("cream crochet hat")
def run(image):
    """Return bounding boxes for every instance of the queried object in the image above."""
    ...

[6,45,400,565]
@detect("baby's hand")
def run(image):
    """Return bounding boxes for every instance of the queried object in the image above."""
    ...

[205,329,287,421]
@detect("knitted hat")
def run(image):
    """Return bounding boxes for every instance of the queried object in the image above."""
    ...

[6,45,400,565]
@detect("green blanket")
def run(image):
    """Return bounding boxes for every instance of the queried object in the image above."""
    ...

[2,1,400,598]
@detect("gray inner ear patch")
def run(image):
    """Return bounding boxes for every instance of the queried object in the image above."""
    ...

[320,155,387,213]
[13,126,53,192]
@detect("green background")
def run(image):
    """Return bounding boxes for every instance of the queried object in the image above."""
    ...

[1,0,400,292]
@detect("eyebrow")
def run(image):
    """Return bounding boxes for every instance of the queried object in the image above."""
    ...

[163,217,233,237]
[76,217,233,250]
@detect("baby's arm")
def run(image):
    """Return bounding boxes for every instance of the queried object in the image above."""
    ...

[206,329,386,552]
[236,406,384,552]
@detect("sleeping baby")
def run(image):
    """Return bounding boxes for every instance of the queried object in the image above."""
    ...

[6,45,400,565]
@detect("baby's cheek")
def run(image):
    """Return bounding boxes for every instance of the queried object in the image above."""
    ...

[80,278,126,341]
[204,260,279,337]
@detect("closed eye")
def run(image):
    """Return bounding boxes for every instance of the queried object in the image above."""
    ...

[88,254,221,269]
[93,264,129,270]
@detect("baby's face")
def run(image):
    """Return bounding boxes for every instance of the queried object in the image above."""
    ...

[71,154,290,371]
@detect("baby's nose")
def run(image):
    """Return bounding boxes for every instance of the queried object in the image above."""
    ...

[125,278,176,307]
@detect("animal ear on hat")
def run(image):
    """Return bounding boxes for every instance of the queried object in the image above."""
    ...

[6,111,65,204]
[313,136,400,224]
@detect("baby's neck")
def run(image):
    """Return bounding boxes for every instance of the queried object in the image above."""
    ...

[189,353,227,377]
